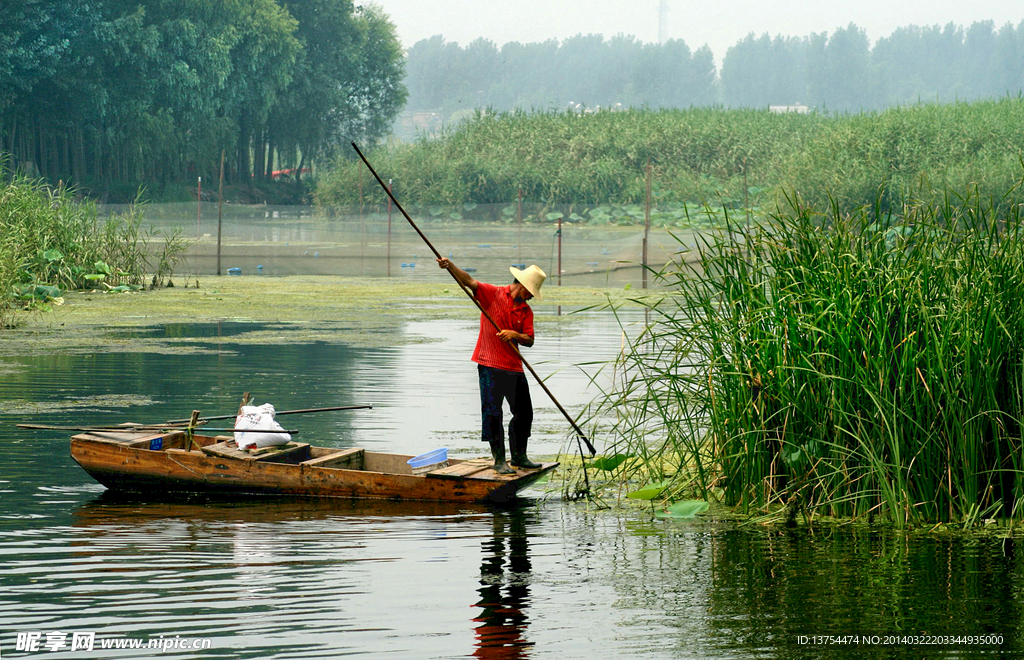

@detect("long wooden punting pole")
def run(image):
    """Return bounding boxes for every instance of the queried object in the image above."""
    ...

[351,142,596,457]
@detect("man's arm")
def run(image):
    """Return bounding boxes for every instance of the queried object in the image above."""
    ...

[436,257,478,292]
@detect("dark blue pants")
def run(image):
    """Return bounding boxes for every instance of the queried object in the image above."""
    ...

[478,365,533,449]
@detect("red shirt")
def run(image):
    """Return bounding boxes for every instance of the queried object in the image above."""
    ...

[471,282,535,373]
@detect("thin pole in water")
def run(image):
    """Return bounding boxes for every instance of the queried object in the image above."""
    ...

[387,178,392,278]
[644,158,651,290]
[358,161,365,255]
[217,150,224,276]
[197,176,201,239]
[517,187,522,264]
[557,214,562,287]
[743,157,751,228]
[557,213,562,317]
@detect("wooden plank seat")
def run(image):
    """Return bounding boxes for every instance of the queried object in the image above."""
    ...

[301,447,365,470]
[426,458,513,481]
[202,440,311,463]
[426,458,557,482]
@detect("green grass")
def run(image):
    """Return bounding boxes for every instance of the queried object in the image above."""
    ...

[587,182,1024,527]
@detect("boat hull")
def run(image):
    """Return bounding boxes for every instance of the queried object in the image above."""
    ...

[70,432,557,504]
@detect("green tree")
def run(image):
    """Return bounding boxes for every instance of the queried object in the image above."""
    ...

[336,4,407,147]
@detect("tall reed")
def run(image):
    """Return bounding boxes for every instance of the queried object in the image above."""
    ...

[320,99,1024,217]
[593,183,1024,527]
[1,176,157,326]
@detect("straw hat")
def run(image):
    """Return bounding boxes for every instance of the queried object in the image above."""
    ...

[510,265,547,301]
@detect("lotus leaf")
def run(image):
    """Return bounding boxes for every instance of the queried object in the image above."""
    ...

[626,480,669,500]
[655,500,709,519]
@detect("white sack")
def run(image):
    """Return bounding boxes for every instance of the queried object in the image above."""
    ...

[234,403,291,449]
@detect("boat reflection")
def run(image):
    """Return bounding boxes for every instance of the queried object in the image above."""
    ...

[71,490,491,527]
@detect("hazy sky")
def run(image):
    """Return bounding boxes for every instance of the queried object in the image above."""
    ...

[372,0,1024,64]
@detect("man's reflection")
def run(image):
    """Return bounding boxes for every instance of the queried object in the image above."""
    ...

[472,506,534,659]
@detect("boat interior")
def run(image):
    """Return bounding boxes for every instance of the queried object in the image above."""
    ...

[74,429,464,476]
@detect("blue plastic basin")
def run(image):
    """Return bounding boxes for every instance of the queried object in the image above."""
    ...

[408,447,448,468]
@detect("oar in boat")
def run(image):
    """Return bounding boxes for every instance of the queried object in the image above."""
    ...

[165,404,373,425]
[18,423,188,431]
[351,142,597,471]
[17,424,298,434]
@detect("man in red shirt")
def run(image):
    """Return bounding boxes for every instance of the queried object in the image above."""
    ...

[436,257,547,474]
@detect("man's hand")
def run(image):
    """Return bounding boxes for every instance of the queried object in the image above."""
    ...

[497,329,532,347]
[436,257,478,292]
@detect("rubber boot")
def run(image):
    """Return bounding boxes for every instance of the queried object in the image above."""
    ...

[509,436,541,469]
[489,438,516,474]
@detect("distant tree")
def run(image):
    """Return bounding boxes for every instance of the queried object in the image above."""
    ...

[722,34,769,107]
[498,39,560,110]
[404,33,720,116]
[992,22,1024,97]
[874,23,966,106]
[962,21,997,99]
[405,36,468,115]
[808,24,872,111]
[687,46,718,106]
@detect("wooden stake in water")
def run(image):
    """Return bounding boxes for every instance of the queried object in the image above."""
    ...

[216,150,224,276]
[557,214,562,287]
[557,213,562,317]
[387,178,393,278]
[644,159,651,290]
[517,187,523,264]
[743,157,751,228]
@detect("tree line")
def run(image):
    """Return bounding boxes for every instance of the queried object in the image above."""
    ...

[723,21,1024,111]
[405,34,717,122]
[0,0,406,195]
[403,20,1024,121]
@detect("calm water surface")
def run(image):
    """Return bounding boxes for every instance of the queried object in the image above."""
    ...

[1,315,1023,658]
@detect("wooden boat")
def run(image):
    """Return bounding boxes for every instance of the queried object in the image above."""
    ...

[70,429,558,504]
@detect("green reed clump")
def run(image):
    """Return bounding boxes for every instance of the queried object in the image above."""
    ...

[319,106,819,208]
[592,183,1024,527]
[1,176,161,326]
[321,99,1024,218]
